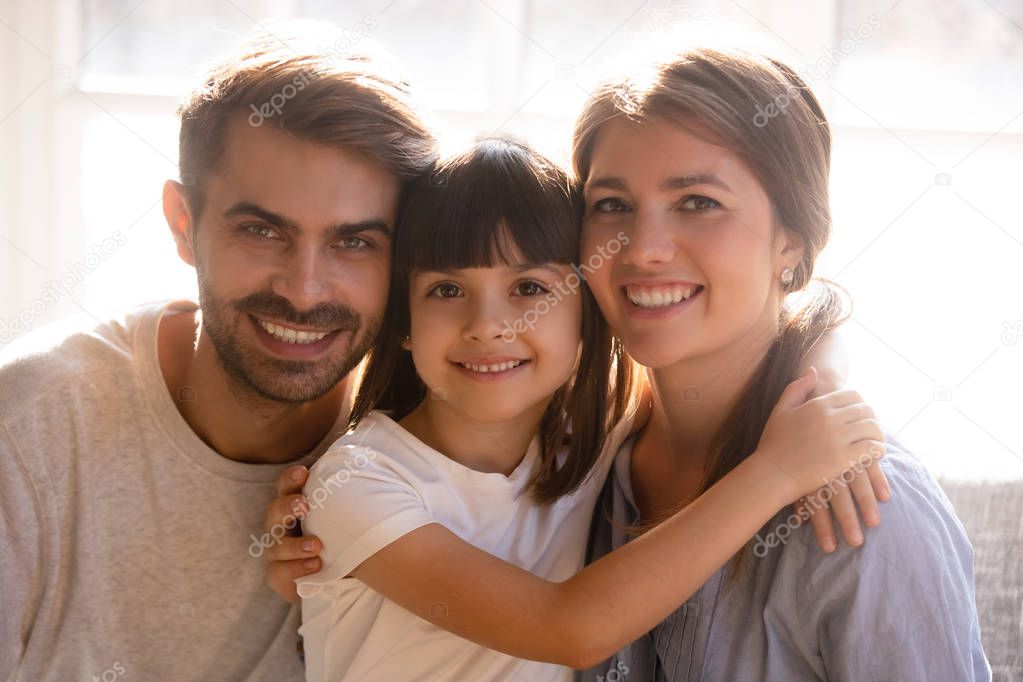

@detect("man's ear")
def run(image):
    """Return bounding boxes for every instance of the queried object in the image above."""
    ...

[163,179,197,267]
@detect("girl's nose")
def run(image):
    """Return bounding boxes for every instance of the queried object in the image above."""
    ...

[463,296,511,343]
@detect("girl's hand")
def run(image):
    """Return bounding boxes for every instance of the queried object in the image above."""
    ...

[800,449,891,553]
[263,465,323,605]
[797,333,893,552]
[755,368,886,504]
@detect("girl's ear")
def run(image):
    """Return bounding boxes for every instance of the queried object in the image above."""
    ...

[400,334,412,351]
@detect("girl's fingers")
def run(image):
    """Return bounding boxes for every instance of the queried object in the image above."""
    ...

[825,481,864,547]
[803,498,837,553]
[867,459,891,502]
[264,493,309,538]
[275,464,309,496]
[848,469,881,528]
[265,534,322,563]
[265,557,321,606]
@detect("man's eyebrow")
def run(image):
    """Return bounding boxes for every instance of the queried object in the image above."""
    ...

[223,201,391,238]
[224,201,297,231]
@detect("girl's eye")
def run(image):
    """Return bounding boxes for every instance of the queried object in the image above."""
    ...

[680,195,720,211]
[592,197,630,213]
[514,280,549,297]
[429,282,463,298]
[243,224,281,240]
[338,236,370,250]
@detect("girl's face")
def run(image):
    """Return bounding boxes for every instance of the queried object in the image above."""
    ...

[405,245,582,423]
[581,116,803,369]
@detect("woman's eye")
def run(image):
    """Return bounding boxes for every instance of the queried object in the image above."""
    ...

[514,280,549,297]
[592,197,630,213]
[680,195,720,211]
[429,282,463,298]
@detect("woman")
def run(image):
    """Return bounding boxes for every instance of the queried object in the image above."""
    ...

[573,48,988,681]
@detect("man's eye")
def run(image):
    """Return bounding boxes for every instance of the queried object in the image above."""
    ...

[243,224,280,240]
[592,197,630,213]
[680,196,720,211]
[339,236,370,250]
[429,283,463,298]
[514,280,548,297]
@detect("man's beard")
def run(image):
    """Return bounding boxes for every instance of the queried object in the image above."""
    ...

[197,276,377,405]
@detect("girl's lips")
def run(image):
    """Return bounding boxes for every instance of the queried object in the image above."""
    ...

[250,315,347,359]
[450,359,531,383]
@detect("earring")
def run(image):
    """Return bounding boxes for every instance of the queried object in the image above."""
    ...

[780,267,795,287]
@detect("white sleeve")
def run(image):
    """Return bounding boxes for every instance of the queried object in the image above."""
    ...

[296,442,436,598]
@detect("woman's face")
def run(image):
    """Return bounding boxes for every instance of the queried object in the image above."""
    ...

[580,116,803,369]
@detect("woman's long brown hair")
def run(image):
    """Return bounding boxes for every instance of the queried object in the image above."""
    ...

[572,48,848,572]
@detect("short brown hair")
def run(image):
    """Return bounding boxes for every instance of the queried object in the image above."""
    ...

[177,30,438,218]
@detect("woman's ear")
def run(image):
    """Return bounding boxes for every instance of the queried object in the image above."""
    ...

[775,224,806,273]
[400,335,412,351]
[163,179,197,267]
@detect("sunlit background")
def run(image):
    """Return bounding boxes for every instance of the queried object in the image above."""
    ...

[2,0,1021,482]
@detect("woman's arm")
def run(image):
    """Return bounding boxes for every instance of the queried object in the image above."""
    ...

[348,374,884,669]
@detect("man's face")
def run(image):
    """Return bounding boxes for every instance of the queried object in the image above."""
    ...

[187,116,399,403]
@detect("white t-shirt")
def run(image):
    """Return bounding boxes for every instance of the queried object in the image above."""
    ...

[297,409,637,681]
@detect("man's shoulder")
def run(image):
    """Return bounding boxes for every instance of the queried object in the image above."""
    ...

[0,301,172,419]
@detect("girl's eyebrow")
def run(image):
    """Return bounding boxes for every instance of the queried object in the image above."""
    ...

[510,263,564,277]
[416,264,564,277]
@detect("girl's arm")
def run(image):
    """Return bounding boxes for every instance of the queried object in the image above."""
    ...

[348,372,884,669]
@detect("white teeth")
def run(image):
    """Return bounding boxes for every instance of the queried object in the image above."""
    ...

[256,318,332,344]
[460,360,525,373]
[625,285,700,309]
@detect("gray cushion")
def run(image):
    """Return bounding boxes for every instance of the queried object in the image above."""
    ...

[939,478,1023,681]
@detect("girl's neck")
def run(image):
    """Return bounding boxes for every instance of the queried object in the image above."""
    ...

[399,397,549,476]
[633,317,778,516]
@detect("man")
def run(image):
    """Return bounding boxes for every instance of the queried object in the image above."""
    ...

[0,31,435,680]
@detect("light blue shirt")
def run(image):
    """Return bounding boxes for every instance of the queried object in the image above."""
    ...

[578,438,991,681]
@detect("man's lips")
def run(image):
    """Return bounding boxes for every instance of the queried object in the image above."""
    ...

[249,315,349,358]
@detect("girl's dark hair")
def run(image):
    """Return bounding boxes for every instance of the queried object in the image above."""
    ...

[574,48,849,572]
[350,135,637,505]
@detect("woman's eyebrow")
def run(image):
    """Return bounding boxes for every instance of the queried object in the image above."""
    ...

[586,173,734,194]
[661,173,734,193]
[586,176,627,192]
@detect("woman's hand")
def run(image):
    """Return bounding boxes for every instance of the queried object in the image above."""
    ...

[263,465,323,605]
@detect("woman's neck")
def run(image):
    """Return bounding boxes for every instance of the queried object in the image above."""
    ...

[633,318,778,517]
[399,397,549,477]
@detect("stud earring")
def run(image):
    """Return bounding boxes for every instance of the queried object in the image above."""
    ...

[780,267,794,287]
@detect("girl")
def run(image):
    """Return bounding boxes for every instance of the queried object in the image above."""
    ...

[573,48,989,680]
[295,136,886,681]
